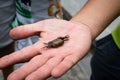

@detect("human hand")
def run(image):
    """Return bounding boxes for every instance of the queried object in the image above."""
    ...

[0,19,92,80]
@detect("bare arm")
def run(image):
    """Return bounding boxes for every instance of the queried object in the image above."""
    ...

[71,0,120,39]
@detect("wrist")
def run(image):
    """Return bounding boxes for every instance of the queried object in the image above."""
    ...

[70,19,95,40]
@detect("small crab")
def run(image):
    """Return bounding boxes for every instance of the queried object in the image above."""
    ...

[43,35,69,48]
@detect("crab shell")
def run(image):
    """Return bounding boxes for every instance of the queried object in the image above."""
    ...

[44,35,69,48]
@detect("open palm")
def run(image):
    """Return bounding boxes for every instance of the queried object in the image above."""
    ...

[0,19,92,80]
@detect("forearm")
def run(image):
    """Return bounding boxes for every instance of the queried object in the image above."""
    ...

[71,0,120,39]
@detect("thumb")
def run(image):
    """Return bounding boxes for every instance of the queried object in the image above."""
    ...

[9,21,44,40]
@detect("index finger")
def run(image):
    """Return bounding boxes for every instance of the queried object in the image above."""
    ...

[10,21,45,40]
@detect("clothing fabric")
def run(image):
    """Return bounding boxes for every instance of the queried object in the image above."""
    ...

[91,34,120,80]
[112,23,120,49]
[0,0,15,48]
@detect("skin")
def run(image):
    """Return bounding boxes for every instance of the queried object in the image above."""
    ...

[0,19,92,80]
[0,0,120,80]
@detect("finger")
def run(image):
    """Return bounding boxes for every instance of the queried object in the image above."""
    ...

[51,54,79,78]
[25,56,63,80]
[7,54,51,80]
[0,44,40,68]
[10,21,45,40]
